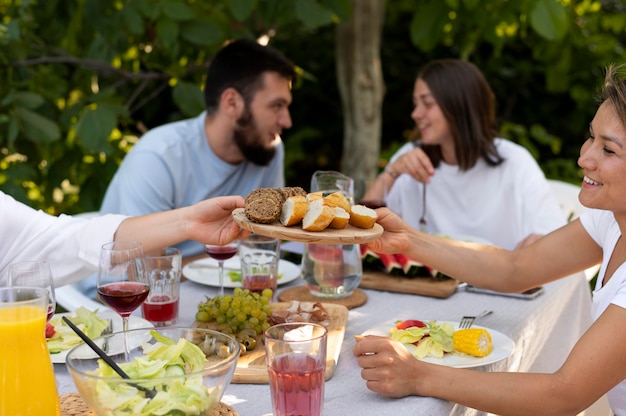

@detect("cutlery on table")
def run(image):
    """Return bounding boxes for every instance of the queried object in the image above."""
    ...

[459,310,493,329]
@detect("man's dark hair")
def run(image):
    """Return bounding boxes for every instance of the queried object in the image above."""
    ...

[203,39,296,114]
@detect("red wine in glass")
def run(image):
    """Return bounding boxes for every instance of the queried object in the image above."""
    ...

[97,282,150,317]
[205,243,239,296]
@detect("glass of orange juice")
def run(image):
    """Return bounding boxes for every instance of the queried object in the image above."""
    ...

[0,287,61,415]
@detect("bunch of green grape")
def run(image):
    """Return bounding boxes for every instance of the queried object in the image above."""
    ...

[195,287,273,336]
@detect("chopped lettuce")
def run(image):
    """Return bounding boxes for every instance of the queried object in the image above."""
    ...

[90,330,218,416]
[47,307,109,354]
[389,321,454,359]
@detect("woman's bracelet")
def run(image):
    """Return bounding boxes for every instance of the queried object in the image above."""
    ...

[385,167,399,179]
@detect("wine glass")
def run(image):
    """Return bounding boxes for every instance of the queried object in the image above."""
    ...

[8,261,56,322]
[204,241,239,296]
[96,241,149,357]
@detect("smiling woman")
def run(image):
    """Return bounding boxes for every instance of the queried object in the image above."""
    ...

[353,64,626,415]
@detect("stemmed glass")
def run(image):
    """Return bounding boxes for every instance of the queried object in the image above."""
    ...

[96,241,149,357]
[204,242,239,296]
[8,261,56,322]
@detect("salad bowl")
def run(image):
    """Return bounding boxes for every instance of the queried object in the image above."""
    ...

[66,327,240,416]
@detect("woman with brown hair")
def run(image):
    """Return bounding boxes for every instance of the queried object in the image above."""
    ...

[363,59,565,249]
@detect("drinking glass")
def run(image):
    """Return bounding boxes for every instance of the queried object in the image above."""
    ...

[141,247,182,327]
[265,322,328,416]
[0,287,61,415]
[204,241,239,296]
[96,241,149,356]
[8,260,56,322]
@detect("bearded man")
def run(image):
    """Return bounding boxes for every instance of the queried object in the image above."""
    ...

[99,39,296,257]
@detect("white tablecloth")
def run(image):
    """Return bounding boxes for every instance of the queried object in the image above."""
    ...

[55,269,592,415]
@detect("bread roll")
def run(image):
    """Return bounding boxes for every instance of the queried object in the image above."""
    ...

[328,207,350,229]
[306,191,324,202]
[323,191,351,212]
[349,204,378,229]
[280,195,308,226]
[303,199,335,231]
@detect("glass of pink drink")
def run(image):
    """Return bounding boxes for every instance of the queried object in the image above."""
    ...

[265,322,328,416]
[239,235,281,297]
[141,247,182,327]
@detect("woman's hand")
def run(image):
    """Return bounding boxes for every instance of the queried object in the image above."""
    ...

[186,195,250,245]
[353,335,423,398]
[365,208,415,255]
[388,146,435,184]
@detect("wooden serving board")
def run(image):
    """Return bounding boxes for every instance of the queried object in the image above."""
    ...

[232,208,383,245]
[359,270,458,298]
[230,302,349,384]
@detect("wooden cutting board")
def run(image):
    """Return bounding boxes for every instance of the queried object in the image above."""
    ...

[359,270,458,298]
[232,208,383,245]
[230,302,349,384]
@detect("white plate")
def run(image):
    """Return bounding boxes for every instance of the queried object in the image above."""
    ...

[183,256,301,288]
[362,321,515,368]
[49,310,152,364]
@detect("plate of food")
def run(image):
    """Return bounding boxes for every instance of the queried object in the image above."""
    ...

[47,308,152,364]
[232,207,384,245]
[183,256,301,288]
[361,320,515,368]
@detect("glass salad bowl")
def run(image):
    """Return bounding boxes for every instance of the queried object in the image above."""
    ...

[66,327,240,416]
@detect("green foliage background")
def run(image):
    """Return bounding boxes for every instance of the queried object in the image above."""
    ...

[2,0,626,214]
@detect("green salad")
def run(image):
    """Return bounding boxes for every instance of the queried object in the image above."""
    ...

[89,331,217,416]
[47,307,110,354]
[388,321,455,359]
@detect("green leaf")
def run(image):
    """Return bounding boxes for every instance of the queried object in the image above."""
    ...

[156,16,179,47]
[14,92,45,109]
[121,3,145,35]
[295,0,335,29]
[15,107,61,144]
[321,0,352,22]
[75,105,118,154]
[529,0,568,41]
[180,20,224,46]
[134,0,161,21]
[172,81,205,118]
[409,3,449,52]
[162,0,195,21]
[229,0,257,22]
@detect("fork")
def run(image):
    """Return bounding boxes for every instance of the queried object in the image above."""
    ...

[101,319,113,352]
[459,310,493,329]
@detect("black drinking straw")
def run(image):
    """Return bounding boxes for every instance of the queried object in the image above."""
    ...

[62,316,156,398]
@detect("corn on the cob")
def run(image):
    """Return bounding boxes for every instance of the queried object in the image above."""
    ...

[453,328,493,357]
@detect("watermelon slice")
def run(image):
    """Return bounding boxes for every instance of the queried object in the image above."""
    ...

[379,252,403,275]
[360,244,384,270]
[393,253,428,277]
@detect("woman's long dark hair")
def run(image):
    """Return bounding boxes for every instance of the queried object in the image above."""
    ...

[415,59,503,171]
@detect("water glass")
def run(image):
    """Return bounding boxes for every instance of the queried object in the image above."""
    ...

[265,322,328,416]
[141,247,182,327]
[306,170,362,298]
[239,235,280,296]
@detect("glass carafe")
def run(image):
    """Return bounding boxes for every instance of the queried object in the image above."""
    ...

[0,287,61,415]
[302,170,362,298]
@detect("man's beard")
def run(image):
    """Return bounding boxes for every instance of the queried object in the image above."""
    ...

[233,107,276,166]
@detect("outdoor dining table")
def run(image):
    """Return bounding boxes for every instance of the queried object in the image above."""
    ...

[54,266,592,416]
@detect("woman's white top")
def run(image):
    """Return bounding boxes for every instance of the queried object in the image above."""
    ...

[386,138,566,249]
